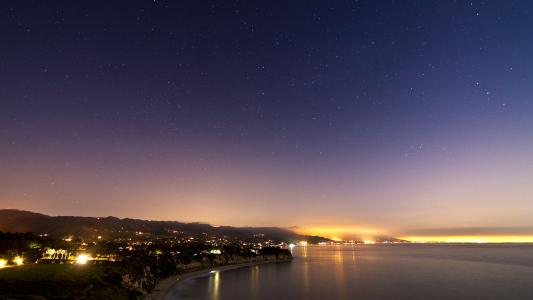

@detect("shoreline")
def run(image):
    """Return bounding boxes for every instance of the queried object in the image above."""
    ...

[145,258,293,300]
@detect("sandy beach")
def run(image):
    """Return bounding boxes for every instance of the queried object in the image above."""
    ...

[145,259,292,300]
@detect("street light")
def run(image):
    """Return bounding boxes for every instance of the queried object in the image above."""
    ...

[76,254,89,264]
[13,256,23,266]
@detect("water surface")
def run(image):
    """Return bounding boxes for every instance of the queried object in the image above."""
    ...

[166,244,533,300]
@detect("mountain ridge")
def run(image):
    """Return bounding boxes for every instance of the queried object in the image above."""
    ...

[0,209,330,243]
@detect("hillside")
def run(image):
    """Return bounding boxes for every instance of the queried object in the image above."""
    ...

[0,209,329,243]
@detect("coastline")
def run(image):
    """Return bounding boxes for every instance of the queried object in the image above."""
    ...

[145,258,293,300]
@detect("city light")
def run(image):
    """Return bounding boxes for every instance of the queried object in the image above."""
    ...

[291,226,383,241]
[0,259,7,268]
[76,254,89,264]
[13,256,24,266]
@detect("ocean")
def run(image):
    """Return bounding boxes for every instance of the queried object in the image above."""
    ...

[164,244,533,299]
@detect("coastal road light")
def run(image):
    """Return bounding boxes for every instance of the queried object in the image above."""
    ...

[0,259,7,268]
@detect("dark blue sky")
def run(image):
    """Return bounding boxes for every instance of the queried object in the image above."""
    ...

[2,1,533,238]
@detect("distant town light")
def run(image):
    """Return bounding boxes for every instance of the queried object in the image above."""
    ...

[210,249,222,254]
[298,241,308,246]
[363,240,375,245]
[76,254,89,264]
[97,235,102,240]
[0,259,7,268]
[13,256,23,266]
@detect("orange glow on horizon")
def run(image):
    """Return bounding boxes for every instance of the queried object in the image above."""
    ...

[399,235,533,243]
[292,225,533,244]
[291,225,383,241]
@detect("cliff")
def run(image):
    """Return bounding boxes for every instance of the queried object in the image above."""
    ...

[122,249,293,296]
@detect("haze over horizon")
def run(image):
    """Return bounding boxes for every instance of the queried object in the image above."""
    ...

[2,1,533,242]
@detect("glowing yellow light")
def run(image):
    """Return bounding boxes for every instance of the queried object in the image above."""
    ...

[399,235,533,243]
[97,236,102,240]
[363,240,375,245]
[76,254,90,264]
[298,241,308,246]
[13,256,23,266]
[292,225,383,241]
[0,259,7,268]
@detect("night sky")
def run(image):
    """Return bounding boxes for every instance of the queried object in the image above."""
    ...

[2,1,533,240]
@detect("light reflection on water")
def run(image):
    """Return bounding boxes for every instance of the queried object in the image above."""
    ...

[301,260,309,298]
[300,244,308,258]
[250,265,259,293]
[207,271,219,300]
[333,245,346,300]
[166,244,533,300]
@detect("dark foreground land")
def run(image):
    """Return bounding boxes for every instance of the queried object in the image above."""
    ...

[0,247,292,299]
[0,264,134,299]
[0,210,299,299]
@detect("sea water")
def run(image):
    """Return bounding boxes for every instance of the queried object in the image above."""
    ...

[165,244,533,300]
